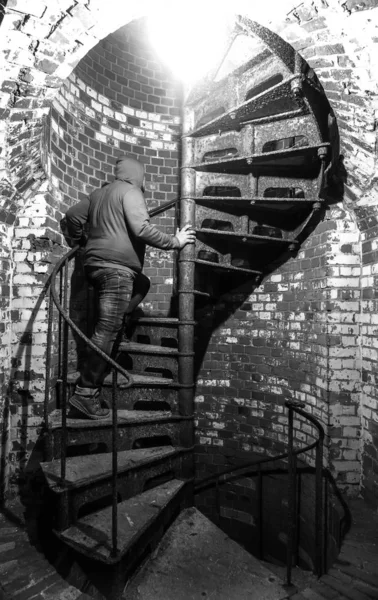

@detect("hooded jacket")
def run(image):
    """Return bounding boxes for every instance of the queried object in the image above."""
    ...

[65,156,179,272]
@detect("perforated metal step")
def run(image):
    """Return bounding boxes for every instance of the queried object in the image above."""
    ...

[189,143,330,174]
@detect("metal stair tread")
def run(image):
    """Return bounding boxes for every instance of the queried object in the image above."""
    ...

[41,446,184,489]
[188,75,306,138]
[189,142,330,172]
[197,227,292,245]
[56,479,186,563]
[195,258,262,275]
[118,341,178,355]
[132,317,179,325]
[66,371,176,387]
[197,196,318,209]
[48,408,181,430]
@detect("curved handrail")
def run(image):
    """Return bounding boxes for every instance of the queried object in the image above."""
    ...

[45,197,180,556]
[49,197,180,389]
[194,401,324,492]
[194,399,325,584]
[50,246,135,388]
[194,440,318,492]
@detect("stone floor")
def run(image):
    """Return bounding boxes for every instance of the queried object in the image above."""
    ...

[0,497,377,600]
[290,498,378,600]
[125,507,287,600]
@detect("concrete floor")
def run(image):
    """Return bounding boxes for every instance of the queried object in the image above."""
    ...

[125,506,288,600]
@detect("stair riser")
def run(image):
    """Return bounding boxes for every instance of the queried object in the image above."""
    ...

[192,115,320,164]
[51,419,193,459]
[121,354,178,381]
[192,55,286,127]
[195,170,319,198]
[101,385,179,411]
[130,324,178,347]
[58,481,192,600]
[52,452,193,531]
[196,205,244,232]
[65,381,179,412]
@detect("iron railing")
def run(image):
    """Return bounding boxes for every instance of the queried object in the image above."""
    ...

[44,197,179,557]
[194,399,325,587]
[45,195,327,578]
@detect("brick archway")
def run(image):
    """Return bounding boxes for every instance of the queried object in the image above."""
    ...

[1,0,378,504]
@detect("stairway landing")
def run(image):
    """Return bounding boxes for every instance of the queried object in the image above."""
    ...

[125,506,287,600]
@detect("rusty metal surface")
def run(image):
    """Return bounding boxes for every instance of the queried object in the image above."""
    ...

[45,447,193,531]
[190,77,306,138]
[190,143,330,175]
[192,114,320,166]
[101,386,179,411]
[130,323,178,348]
[57,480,189,566]
[122,354,179,381]
[118,342,178,355]
[51,415,193,458]
[68,451,191,532]
[42,8,335,581]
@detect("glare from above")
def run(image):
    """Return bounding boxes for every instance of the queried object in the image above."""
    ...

[146,1,232,83]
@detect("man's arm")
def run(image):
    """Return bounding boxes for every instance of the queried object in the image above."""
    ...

[65,197,90,245]
[123,188,181,249]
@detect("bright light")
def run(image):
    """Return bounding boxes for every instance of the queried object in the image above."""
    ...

[147,2,233,84]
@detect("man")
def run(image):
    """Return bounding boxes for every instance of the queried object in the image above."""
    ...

[65,155,195,419]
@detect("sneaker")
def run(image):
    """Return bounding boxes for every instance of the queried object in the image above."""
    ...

[69,391,110,420]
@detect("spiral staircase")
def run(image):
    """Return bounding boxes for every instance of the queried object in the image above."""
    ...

[39,17,336,600]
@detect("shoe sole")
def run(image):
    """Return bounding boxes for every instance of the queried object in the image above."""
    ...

[69,397,110,420]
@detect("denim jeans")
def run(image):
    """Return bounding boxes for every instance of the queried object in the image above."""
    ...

[77,266,136,390]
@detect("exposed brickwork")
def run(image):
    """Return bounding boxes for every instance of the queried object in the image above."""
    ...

[0,0,378,508]
[194,205,362,495]
[1,18,183,499]
[0,504,93,600]
[277,1,378,503]
[191,0,378,504]
[9,182,65,497]
[45,19,182,317]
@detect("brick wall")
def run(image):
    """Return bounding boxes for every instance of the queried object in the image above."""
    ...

[2,16,183,499]
[194,207,360,485]
[45,19,182,316]
[0,0,378,507]
[196,459,346,570]
[274,0,378,503]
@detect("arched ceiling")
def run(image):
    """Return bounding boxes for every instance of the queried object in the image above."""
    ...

[0,0,377,219]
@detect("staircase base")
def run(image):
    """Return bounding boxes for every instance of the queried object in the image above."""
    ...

[126,506,287,600]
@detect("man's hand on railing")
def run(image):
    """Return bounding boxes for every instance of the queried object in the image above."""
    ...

[175,224,196,248]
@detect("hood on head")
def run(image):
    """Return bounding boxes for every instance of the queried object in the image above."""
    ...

[115,156,144,188]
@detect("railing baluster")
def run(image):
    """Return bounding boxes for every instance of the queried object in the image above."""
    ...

[194,401,326,582]
[60,258,69,486]
[286,404,295,587]
[292,454,298,566]
[257,464,263,559]
[315,437,324,576]
[215,478,220,525]
[111,368,118,557]
[59,267,63,380]
[44,286,54,461]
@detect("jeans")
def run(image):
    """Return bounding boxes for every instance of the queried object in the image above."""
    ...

[77,266,136,391]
